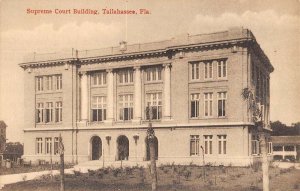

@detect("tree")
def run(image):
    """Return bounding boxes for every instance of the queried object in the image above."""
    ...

[146,104,157,191]
[242,88,269,191]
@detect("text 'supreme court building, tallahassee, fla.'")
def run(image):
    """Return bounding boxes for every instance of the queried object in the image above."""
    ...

[19,28,274,166]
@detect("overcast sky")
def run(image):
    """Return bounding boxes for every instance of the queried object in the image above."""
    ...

[0,0,299,142]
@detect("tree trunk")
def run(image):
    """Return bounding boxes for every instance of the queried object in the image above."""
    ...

[260,133,269,191]
[60,153,65,191]
[149,138,157,191]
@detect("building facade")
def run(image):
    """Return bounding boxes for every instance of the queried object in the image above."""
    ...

[20,27,273,166]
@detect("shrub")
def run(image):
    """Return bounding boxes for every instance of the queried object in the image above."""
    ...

[125,166,133,175]
[88,169,96,176]
[113,168,121,177]
[183,170,192,180]
[73,170,81,176]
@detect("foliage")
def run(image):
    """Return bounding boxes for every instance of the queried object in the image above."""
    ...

[241,88,262,122]
[271,121,300,136]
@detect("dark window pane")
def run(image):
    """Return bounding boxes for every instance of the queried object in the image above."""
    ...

[191,101,196,118]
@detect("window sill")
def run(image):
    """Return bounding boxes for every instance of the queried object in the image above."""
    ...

[189,79,228,84]
[91,85,107,88]
[36,122,62,126]
[118,83,134,87]
[189,117,228,120]
[36,90,63,94]
[144,81,163,85]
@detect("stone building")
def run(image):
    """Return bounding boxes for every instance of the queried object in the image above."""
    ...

[19,27,273,166]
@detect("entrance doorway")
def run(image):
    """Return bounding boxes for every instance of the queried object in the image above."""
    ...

[145,136,158,160]
[117,135,129,160]
[91,136,102,160]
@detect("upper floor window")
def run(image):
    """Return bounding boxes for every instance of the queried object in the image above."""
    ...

[191,93,200,118]
[45,102,53,123]
[191,62,200,80]
[36,137,43,154]
[36,77,44,92]
[146,67,162,82]
[55,102,62,122]
[251,136,260,155]
[146,92,162,120]
[91,72,106,86]
[218,92,227,117]
[190,135,200,156]
[218,135,227,154]
[204,135,213,154]
[119,69,133,84]
[204,61,213,79]
[268,142,272,154]
[55,75,62,90]
[217,60,227,78]
[91,96,106,122]
[204,93,213,117]
[119,94,133,121]
[45,76,53,91]
[36,103,44,123]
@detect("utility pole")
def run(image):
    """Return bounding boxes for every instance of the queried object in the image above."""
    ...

[58,134,65,191]
[146,103,157,191]
[259,126,270,191]
[200,146,205,182]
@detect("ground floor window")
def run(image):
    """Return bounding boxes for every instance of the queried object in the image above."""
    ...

[204,135,213,154]
[36,138,43,154]
[218,135,227,154]
[54,137,59,155]
[267,142,272,154]
[251,136,259,155]
[190,135,200,156]
[45,137,52,154]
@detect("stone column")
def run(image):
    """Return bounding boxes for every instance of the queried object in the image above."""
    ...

[163,63,171,120]
[133,66,142,123]
[106,69,114,123]
[80,72,88,122]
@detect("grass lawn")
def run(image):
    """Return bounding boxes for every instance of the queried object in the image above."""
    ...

[2,164,300,191]
[0,164,74,175]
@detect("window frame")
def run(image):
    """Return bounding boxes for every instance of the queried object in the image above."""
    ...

[91,96,107,122]
[204,61,213,80]
[217,60,227,79]
[91,72,107,87]
[218,135,227,155]
[204,93,213,117]
[217,92,227,117]
[190,135,200,156]
[118,94,133,121]
[146,92,162,120]
[190,93,200,118]
[204,135,213,155]
[36,137,43,154]
[118,69,134,84]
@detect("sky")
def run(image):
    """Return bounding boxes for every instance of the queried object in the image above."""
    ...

[0,0,299,142]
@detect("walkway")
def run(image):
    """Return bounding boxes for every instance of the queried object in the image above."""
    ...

[0,168,74,189]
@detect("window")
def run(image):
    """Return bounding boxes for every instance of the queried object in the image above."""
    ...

[45,137,52,154]
[92,96,106,122]
[191,62,200,80]
[55,102,62,122]
[268,142,272,154]
[45,76,53,91]
[45,102,53,123]
[119,94,133,121]
[204,61,213,79]
[204,135,213,154]
[218,135,227,154]
[191,93,200,118]
[36,138,43,154]
[251,136,259,155]
[54,137,59,155]
[55,75,62,90]
[146,93,162,120]
[190,135,200,156]
[36,103,44,123]
[217,60,227,78]
[119,69,133,84]
[204,93,213,117]
[36,76,44,92]
[218,92,227,117]
[92,72,106,86]
[273,146,283,151]
[146,67,162,82]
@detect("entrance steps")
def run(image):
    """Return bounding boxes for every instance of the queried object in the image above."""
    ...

[74,160,151,173]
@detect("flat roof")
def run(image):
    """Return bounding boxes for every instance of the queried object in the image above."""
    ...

[271,136,300,145]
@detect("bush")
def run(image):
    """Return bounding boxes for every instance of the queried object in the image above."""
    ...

[125,166,133,175]
[112,168,121,177]
[73,170,81,176]
[88,169,96,176]
[183,170,191,180]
